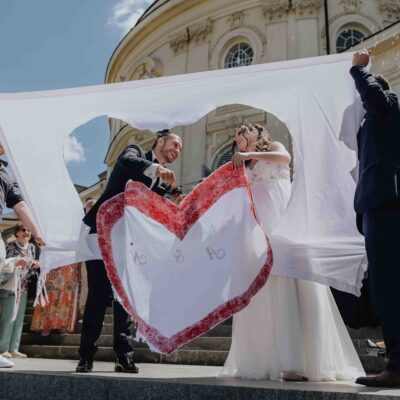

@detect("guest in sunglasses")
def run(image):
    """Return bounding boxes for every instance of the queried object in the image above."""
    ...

[0,223,39,359]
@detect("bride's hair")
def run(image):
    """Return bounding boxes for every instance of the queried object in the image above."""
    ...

[235,123,272,152]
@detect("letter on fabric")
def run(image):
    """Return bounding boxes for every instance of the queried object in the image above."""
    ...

[97,164,272,354]
[0,52,367,294]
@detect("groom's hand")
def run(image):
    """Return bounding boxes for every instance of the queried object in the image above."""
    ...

[156,165,177,186]
[352,50,369,67]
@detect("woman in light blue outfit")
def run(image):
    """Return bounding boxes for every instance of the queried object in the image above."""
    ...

[0,223,37,359]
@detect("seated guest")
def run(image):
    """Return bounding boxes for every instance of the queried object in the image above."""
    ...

[0,223,38,359]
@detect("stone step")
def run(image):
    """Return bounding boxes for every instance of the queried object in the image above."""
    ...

[202,324,232,337]
[23,321,233,337]
[23,307,382,340]
[21,331,384,360]
[23,322,114,335]
[19,345,229,366]
[18,344,387,373]
[24,306,114,317]
[347,326,382,340]
[21,333,232,351]
[359,354,387,374]
[352,338,386,355]
[24,314,114,326]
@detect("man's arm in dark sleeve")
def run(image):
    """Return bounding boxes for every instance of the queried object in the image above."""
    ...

[117,145,155,174]
[350,65,397,116]
[5,182,23,209]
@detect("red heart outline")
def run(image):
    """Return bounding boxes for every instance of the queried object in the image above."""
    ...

[97,163,273,355]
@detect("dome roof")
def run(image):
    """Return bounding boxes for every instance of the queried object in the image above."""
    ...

[135,0,170,27]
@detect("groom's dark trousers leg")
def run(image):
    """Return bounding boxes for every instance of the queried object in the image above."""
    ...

[363,202,400,372]
[79,259,133,360]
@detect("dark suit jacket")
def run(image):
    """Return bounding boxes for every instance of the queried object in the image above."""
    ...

[350,65,400,221]
[83,145,166,233]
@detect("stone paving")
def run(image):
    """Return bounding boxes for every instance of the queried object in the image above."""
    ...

[0,359,400,399]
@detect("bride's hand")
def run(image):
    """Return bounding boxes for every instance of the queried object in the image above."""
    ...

[231,152,249,169]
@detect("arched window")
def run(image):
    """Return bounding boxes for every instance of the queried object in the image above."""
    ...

[224,43,254,69]
[336,28,365,53]
[213,146,233,170]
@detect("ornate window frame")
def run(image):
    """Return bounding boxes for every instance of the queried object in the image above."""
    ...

[223,42,254,69]
[336,27,365,53]
[210,27,264,70]
[329,15,373,54]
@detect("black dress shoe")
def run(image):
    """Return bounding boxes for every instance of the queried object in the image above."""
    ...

[76,358,93,373]
[356,370,400,388]
[115,355,139,373]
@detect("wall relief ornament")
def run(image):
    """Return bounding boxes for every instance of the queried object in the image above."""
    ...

[380,0,400,21]
[189,18,213,45]
[227,11,246,29]
[262,0,289,21]
[170,19,213,54]
[169,29,190,55]
[339,0,363,14]
[293,0,322,16]
[129,57,163,80]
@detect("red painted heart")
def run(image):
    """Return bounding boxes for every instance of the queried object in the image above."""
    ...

[97,163,273,355]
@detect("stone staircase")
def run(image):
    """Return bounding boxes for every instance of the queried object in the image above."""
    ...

[20,301,387,373]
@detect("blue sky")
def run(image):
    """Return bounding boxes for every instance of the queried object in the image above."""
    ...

[0,0,152,187]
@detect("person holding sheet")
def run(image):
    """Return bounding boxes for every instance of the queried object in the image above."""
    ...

[0,142,44,367]
[77,130,182,374]
[350,50,400,388]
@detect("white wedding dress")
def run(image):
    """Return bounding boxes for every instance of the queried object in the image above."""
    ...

[219,161,365,381]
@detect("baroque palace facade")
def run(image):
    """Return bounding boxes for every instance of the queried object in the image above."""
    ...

[4,0,400,236]
[101,0,400,192]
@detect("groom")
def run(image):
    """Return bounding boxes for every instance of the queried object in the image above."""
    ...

[350,50,400,387]
[77,130,183,373]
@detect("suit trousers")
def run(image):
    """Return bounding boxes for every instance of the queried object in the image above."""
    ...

[363,203,400,372]
[78,259,133,360]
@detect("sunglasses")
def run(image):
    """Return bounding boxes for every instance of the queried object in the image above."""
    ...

[19,228,31,233]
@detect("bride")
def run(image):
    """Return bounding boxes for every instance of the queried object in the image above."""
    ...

[219,123,365,382]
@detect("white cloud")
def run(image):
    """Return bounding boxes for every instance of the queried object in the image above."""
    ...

[108,0,153,36]
[64,136,85,164]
